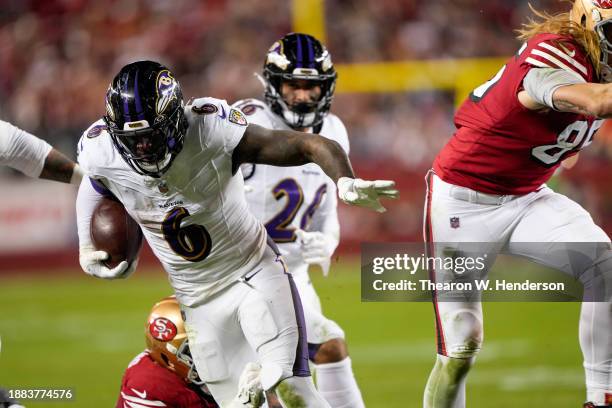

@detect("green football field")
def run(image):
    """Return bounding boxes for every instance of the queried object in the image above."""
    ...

[0,259,584,407]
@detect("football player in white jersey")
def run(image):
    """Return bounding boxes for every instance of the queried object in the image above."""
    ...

[0,120,83,184]
[234,33,365,408]
[76,61,397,407]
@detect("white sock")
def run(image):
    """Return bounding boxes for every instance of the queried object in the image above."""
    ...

[580,302,612,405]
[315,357,365,408]
[423,355,473,408]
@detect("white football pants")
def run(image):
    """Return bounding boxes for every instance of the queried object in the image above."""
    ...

[424,171,611,404]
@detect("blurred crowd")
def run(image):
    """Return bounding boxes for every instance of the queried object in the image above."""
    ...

[0,0,610,240]
[0,0,568,157]
[0,0,291,155]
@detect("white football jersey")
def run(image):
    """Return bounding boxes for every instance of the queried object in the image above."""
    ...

[0,120,52,178]
[233,99,349,276]
[78,98,267,306]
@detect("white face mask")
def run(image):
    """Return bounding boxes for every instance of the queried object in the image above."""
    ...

[281,107,317,129]
[137,151,173,173]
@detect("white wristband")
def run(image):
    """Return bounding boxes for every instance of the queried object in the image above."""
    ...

[70,164,85,185]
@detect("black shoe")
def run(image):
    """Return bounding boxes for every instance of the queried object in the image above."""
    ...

[584,403,612,408]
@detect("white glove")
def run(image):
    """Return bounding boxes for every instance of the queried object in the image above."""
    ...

[295,229,335,276]
[78,244,137,280]
[227,362,264,408]
[337,177,399,213]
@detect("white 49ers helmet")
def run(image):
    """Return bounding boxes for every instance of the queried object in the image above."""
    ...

[145,296,203,385]
[572,0,612,81]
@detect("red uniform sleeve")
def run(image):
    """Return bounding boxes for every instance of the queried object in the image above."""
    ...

[521,35,591,81]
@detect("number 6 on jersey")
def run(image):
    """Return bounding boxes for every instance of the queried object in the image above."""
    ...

[162,207,212,262]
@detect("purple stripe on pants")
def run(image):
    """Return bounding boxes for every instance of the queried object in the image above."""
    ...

[284,269,311,377]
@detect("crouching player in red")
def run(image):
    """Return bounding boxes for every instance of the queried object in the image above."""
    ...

[117,296,265,408]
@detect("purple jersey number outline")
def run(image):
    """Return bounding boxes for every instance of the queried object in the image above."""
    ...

[265,178,327,243]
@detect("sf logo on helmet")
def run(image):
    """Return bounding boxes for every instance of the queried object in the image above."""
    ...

[149,317,178,341]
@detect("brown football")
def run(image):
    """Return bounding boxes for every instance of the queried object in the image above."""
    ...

[90,197,143,268]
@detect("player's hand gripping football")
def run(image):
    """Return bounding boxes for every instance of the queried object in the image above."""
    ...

[79,244,137,279]
[295,229,335,276]
[337,177,399,213]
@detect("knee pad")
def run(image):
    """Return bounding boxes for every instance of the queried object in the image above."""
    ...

[240,297,280,352]
[443,309,483,359]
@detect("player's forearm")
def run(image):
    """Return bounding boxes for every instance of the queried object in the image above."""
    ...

[235,125,355,182]
[39,148,83,184]
[553,83,612,118]
[302,134,355,183]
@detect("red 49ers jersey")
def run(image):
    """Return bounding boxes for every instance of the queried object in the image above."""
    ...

[116,351,218,408]
[434,33,604,195]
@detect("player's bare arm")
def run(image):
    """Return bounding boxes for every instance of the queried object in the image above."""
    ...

[232,123,354,182]
[233,123,398,212]
[551,83,612,117]
[519,83,612,118]
[39,148,83,184]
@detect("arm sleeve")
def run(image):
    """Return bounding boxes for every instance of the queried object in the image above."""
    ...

[76,177,106,249]
[0,121,52,177]
[523,67,586,110]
